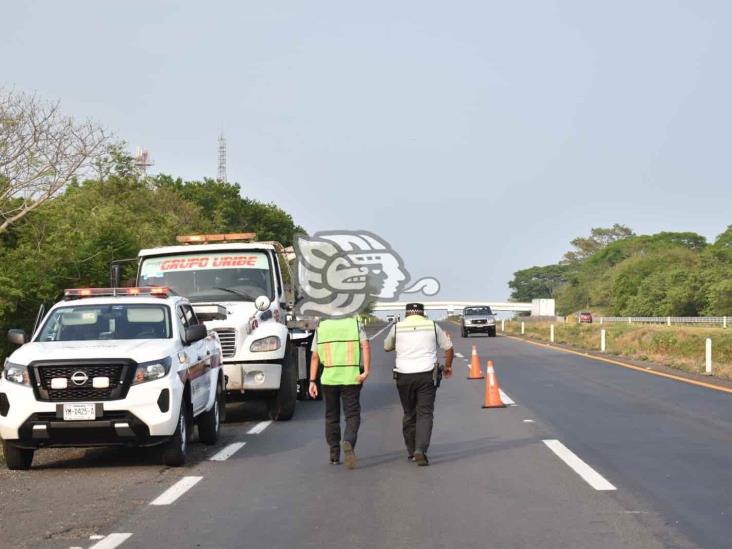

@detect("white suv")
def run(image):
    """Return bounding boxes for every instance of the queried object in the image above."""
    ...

[0,288,223,470]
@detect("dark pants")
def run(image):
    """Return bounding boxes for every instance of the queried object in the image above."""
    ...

[322,385,362,457]
[396,371,436,455]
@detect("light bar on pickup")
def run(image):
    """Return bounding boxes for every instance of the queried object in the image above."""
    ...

[176,233,257,244]
[64,287,170,299]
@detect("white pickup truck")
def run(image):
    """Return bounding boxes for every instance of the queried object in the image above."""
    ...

[133,233,315,422]
[0,287,223,470]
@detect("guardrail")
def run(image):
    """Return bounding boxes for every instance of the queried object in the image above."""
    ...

[598,316,728,327]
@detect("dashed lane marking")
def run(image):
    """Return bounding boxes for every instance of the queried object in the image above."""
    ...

[543,440,616,491]
[88,533,133,549]
[150,476,203,506]
[247,420,272,434]
[455,352,464,358]
[209,442,247,461]
[523,419,535,423]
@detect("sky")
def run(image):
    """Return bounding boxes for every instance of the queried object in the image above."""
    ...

[2,1,731,301]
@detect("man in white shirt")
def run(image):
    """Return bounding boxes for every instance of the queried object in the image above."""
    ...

[383,303,454,466]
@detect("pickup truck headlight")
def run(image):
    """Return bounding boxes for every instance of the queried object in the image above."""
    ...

[250,336,281,353]
[133,357,172,385]
[2,361,29,386]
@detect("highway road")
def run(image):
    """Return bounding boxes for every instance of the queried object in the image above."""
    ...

[1,322,730,548]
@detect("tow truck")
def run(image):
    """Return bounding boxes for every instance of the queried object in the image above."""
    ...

[0,287,224,470]
[129,233,316,421]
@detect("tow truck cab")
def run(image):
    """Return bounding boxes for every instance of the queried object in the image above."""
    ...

[135,234,314,422]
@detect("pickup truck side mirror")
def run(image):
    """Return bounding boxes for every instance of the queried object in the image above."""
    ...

[184,324,207,344]
[8,329,28,346]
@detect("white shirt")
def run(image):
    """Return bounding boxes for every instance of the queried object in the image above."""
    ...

[383,316,452,374]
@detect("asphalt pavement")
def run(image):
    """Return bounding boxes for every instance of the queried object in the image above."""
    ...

[1,322,730,549]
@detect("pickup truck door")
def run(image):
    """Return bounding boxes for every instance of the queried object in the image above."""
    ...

[178,304,210,415]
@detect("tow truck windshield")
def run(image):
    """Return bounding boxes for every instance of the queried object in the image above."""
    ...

[38,304,172,341]
[138,251,273,303]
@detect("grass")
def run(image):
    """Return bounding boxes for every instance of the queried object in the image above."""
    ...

[501,321,732,381]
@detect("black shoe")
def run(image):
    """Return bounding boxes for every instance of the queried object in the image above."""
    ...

[413,451,429,466]
[342,441,357,470]
[408,454,416,462]
[330,459,341,465]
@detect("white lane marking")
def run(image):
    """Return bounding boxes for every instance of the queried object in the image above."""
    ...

[88,533,133,549]
[499,389,516,406]
[543,440,616,491]
[369,324,392,341]
[455,352,464,358]
[89,535,105,540]
[209,442,246,461]
[247,420,272,434]
[150,476,203,506]
[523,419,535,423]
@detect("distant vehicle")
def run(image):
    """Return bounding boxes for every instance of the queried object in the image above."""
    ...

[579,311,593,323]
[386,314,396,323]
[461,306,497,337]
[0,287,223,470]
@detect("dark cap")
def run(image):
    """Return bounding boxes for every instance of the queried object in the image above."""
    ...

[406,303,425,314]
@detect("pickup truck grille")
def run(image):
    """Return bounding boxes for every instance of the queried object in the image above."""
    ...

[213,328,237,358]
[471,319,487,324]
[29,362,134,402]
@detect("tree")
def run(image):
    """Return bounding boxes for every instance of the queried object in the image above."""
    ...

[562,224,635,263]
[508,264,569,301]
[0,89,109,233]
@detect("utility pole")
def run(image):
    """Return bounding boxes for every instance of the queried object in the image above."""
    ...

[217,134,227,183]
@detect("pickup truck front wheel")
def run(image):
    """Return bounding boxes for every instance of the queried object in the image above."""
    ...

[198,381,222,445]
[2,440,34,470]
[268,344,297,421]
[161,401,189,467]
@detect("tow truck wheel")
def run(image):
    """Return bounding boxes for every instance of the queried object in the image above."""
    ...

[2,441,34,470]
[268,344,297,421]
[198,382,222,445]
[161,401,189,467]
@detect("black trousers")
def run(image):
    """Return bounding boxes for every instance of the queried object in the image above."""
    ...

[322,385,362,456]
[396,371,437,455]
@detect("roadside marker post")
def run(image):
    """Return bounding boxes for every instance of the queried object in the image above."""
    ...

[705,338,712,375]
[550,324,555,343]
[628,317,632,325]
[600,329,606,352]
[667,317,672,326]
[724,316,728,329]
[501,319,505,332]
[521,321,525,335]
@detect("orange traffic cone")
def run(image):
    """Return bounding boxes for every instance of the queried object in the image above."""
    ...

[468,345,484,379]
[482,360,506,409]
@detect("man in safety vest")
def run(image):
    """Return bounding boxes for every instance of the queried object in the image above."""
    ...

[384,303,454,466]
[309,316,371,468]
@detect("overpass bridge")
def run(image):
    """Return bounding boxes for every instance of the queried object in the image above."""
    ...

[372,298,555,316]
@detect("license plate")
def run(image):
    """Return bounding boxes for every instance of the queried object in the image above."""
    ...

[63,403,96,421]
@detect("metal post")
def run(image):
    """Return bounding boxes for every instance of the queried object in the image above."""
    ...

[667,316,671,326]
[550,324,555,343]
[521,321,525,335]
[705,338,712,375]
[501,319,505,332]
[601,329,606,352]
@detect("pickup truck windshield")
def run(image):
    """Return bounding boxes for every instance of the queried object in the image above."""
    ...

[464,307,493,316]
[138,251,273,303]
[38,304,172,341]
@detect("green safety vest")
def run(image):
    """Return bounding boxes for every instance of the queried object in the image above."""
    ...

[317,318,361,386]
